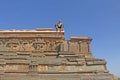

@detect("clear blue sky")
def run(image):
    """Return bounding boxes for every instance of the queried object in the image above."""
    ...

[0,0,120,77]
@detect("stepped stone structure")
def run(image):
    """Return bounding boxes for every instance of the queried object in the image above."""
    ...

[0,27,114,80]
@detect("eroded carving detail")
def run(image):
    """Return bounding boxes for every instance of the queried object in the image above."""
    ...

[32,38,46,52]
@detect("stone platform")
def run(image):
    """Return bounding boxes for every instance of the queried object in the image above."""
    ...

[0,28,114,80]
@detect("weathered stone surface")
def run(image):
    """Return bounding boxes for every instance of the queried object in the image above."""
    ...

[0,73,113,80]
[0,28,114,80]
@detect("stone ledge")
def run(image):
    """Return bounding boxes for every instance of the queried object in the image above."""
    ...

[0,73,114,80]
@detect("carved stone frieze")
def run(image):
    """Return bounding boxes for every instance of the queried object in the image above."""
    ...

[45,40,62,52]
[0,38,63,52]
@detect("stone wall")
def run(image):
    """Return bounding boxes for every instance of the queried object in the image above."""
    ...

[0,29,114,80]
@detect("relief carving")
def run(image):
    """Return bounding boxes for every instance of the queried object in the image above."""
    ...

[45,40,62,51]
[45,41,50,51]
[0,40,5,51]
[37,65,48,71]
[19,39,35,51]
[45,40,55,51]
[0,39,9,45]
[50,41,55,50]
[0,65,4,70]
[32,38,46,52]
[6,39,20,51]
[23,43,34,51]
[0,39,9,51]
[29,65,37,71]
[0,38,64,52]
[0,38,62,52]
[6,43,20,51]
[5,65,29,71]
